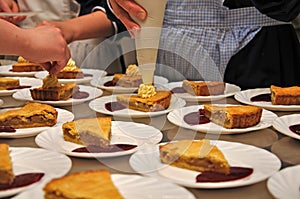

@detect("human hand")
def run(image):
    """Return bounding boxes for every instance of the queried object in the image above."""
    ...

[109,0,147,34]
[22,24,70,74]
[0,0,26,24]
[38,20,74,43]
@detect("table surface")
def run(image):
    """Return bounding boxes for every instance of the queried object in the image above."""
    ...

[1,89,299,199]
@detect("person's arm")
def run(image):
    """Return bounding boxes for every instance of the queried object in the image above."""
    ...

[251,0,300,22]
[0,0,26,24]
[0,19,70,74]
[39,10,115,43]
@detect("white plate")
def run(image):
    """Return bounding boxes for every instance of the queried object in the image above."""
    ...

[272,114,300,140]
[267,165,300,199]
[35,121,163,158]
[90,75,169,93]
[234,88,300,111]
[0,108,74,138]
[0,147,71,199]
[167,104,277,134]
[12,85,103,106]
[130,140,281,189]
[0,65,42,77]
[89,94,186,118]
[0,77,42,97]
[13,174,195,199]
[167,81,241,102]
[34,69,107,84]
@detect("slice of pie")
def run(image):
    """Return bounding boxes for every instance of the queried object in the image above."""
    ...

[43,170,123,199]
[182,80,226,96]
[30,83,79,101]
[0,102,57,128]
[116,90,172,112]
[159,139,230,174]
[56,59,84,79]
[0,144,14,184]
[270,85,300,105]
[204,104,262,129]
[0,77,19,90]
[112,74,143,87]
[62,117,112,147]
[12,56,43,72]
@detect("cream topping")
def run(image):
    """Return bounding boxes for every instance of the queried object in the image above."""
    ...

[125,64,141,77]
[137,84,156,98]
[61,58,79,72]
[17,56,30,63]
[42,74,61,89]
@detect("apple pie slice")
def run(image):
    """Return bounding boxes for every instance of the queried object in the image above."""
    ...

[270,85,300,105]
[0,102,57,128]
[160,139,230,174]
[43,170,123,199]
[62,117,112,147]
[0,144,14,184]
[182,80,225,96]
[204,104,262,129]
[116,90,172,112]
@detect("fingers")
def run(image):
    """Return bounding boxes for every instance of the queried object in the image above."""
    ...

[116,0,146,20]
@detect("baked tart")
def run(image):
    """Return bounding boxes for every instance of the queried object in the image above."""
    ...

[204,104,262,129]
[62,117,112,147]
[30,74,79,101]
[43,170,123,199]
[56,58,84,79]
[182,80,225,96]
[160,139,230,174]
[270,85,300,105]
[0,102,57,128]
[0,144,14,184]
[12,56,43,72]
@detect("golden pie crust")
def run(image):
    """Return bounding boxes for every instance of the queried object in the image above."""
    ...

[0,144,14,184]
[159,139,230,174]
[204,104,262,129]
[30,83,79,101]
[62,117,112,147]
[43,170,123,199]
[116,90,172,112]
[0,77,19,90]
[271,85,300,105]
[112,74,143,87]
[0,102,57,128]
[182,80,225,96]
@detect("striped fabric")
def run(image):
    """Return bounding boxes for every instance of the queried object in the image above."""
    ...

[154,0,286,82]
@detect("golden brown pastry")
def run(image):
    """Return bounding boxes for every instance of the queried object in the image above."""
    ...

[270,85,300,105]
[159,139,230,174]
[182,80,225,96]
[43,170,123,199]
[0,143,14,184]
[204,104,262,129]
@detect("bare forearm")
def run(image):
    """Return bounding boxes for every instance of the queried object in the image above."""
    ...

[0,19,28,56]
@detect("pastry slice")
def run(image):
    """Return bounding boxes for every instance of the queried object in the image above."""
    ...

[0,144,14,184]
[116,90,172,112]
[0,77,19,90]
[12,56,43,72]
[204,104,262,129]
[0,102,57,128]
[43,170,123,199]
[30,83,79,101]
[112,74,143,87]
[62,117,112,147]
[159,139,230,174]
[182,80,225,96]
[56,58,84,79]
[270,85,300,105]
